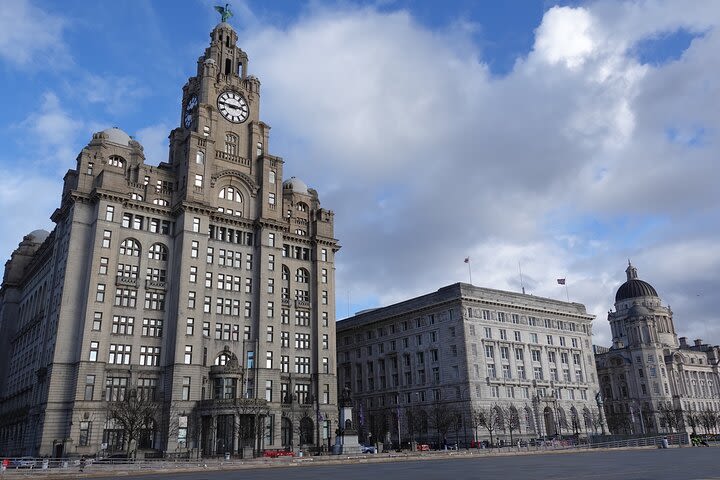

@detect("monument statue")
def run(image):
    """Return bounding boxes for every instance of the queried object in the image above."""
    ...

[214,4,233,23]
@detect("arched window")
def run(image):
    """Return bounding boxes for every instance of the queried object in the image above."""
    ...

[130,193,143,201]
[108,155,125,168]
[119,238,140,257]
[153,198,169,206]
[268,170,275,184]
[148,243,168,261]
[295,268,309,283]
[218,186,243,203]
[224,133,238,155]
[296,202,308,212]
[215,353,231,366]
[196,150,205,164]
[217,186,243,216]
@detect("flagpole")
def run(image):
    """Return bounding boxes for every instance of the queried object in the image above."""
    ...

[565,282,569,302]
[468,260,473,285]
[518,262,525,294]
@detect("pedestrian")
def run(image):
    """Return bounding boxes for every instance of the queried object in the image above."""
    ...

[79,456,86,472]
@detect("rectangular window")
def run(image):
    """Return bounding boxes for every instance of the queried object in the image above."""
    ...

[79,421,91,446]
[192,217,200,232]
[191,240,199,258]
[281,355,289,373]
[194,174,203,187]
[111,315,134,335]
[184,345,193,364]
[182,377,191,401]
[139,346,160,366]
[102,230,112,248]
[265,380,273,402]
[186,318,194,335]
[142,318,163,337]
[99,257,109,275]
[92,312,102,331]
[115,288,137,308]
[105,205,115,221]
[84,375,95,400]
[108,344,132,364]
[188,291,196,309]
[266,351,273,369]
[96,284,106,302]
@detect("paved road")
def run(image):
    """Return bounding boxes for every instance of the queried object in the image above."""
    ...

[84,448,720,480]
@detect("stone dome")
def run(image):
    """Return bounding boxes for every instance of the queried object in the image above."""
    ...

[283,177,309,195]
[615,263,658,302]
[27,229,50,243]
[101,127,132,146]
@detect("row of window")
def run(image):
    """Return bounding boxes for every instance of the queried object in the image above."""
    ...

[467,308,587,334]
[95,285,165,310]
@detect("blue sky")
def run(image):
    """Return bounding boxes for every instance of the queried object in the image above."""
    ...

[1,0,720,347]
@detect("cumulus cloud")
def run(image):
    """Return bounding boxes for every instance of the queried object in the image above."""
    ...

[17,91,84,166]
[136,123,170,165]
[238,3,720,347]
[0,0,70,68]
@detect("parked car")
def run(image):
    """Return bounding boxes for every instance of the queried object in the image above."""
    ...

[262,449,295,458]
[417,444,431,451]
[360,445,376,454]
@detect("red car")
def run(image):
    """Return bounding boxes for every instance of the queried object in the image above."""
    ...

[417,444,430,451]
[263,449,295,458]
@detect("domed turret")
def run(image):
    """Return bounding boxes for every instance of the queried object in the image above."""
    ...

[283,177,309,195]
[101,127,132,147]
[615,262,658,302]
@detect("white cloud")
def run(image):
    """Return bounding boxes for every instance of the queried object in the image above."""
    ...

[533,6,596,70]
[237,3,720,347]
[0,0,70,68]
[69,73,150,114]
[135,123,170,166]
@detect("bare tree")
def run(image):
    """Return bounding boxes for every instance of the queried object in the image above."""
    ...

[405,405,426,445]
[658,403,684,433]
[106,387,160,458]
[476,405,503,447]
[429,401,459,447]
[605,410,632,435]
[233,398,270,457]
[699,409,717,435]
[501,405,521,445]
[685,410,700,435]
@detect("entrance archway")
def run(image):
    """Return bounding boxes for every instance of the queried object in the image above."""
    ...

[543,407,556,437]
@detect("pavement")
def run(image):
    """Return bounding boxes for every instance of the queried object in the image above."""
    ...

[0,444,680,479]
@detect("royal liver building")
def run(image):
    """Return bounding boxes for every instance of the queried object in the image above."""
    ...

[0,19,339,458]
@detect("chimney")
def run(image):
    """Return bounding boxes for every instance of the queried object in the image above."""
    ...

[679,337,688,348]
[694,339,703,347]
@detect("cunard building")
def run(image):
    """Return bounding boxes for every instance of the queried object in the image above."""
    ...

[0,17,339,458]
[336,283,602,447]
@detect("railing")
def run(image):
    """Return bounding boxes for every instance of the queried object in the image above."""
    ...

[145,280,167,290]
[115,276,138,287]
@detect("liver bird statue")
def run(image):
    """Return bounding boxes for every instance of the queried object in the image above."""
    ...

[215,4,233,23]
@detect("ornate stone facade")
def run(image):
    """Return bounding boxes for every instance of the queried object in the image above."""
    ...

[595,263,720,435]
[336,283,601,447]
[0,20,339,457]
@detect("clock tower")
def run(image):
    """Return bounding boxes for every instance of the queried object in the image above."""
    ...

[162,18,339,455]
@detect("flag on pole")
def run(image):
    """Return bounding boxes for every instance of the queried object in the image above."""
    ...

[464,257,470,263]
[557,278,566,285]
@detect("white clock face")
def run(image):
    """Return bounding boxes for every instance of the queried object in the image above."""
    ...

[217,91,249,123]
[186,95,198,111]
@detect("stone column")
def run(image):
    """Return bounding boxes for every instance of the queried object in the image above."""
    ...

[211,415,218,455]
[232,414,239,454]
